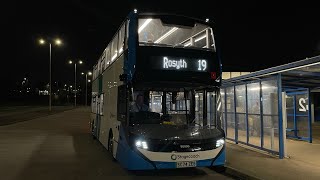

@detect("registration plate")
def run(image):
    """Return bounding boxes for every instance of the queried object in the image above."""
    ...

[176,161,197,168]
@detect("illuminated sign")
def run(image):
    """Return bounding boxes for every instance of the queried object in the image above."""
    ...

[152,56,210,72]
[163,57,187,70]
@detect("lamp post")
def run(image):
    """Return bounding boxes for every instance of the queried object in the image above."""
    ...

[69,60,83,107]
[39,38,62,111]
[81,71,92,106]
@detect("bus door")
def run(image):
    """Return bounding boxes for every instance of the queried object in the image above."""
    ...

[194,90,216,127]
[206,91,216,127]
[195,91,204,126]
[149,92,162,113]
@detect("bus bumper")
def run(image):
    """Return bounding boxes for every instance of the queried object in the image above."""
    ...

[125,147,225,170]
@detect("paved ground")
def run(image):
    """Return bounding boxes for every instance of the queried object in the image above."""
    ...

[224,122,320,180]
[0,107,234,180]
[313,121,320,143]
[226,140,320,180]
[0,106,75,125]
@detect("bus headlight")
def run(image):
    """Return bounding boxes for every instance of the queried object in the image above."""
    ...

[216,139,225,148]
[135,140,148,150]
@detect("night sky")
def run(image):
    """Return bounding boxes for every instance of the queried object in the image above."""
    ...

[3,1,320,96]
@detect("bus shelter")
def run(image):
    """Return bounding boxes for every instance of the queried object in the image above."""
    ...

[221,56,320,159]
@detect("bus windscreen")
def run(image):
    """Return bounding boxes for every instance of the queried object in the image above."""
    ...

[138,18,215,50]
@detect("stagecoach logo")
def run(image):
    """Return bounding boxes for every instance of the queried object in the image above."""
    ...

[170,154,200,161]
[163,57,187,70]
[171,154,177,160]
[180,145,190,149]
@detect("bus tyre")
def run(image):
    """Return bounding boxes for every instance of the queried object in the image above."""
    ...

[108,135,116,161]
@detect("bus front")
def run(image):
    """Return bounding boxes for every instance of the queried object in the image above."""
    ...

[120,12,225,170]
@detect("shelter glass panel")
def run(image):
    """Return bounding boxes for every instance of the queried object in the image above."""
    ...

[226,87,235,113]
[247,83,260,114]
[248,115,261,147]
[226,113,235,140]
[237,113,247,143]
[236,85,246,113]
[262,80,278,115]
[263,115,279,151]
[297,116,309,138]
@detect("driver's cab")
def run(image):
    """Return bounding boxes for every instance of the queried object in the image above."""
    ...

[128,89,218,127]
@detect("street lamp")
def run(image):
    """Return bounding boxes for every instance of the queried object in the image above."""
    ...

[69,60,83,107]
[38,37,63,111]
[81,71,92,106]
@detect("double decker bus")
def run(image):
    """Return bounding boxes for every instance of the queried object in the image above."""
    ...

[90,10,225,170]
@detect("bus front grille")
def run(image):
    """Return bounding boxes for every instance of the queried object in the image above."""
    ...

[147,139,216,152]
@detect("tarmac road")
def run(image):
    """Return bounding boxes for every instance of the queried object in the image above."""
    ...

[0,107,234,180]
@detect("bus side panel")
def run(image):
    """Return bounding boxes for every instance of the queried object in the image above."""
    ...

[97,71,108,149]
[98,56,124,154]
[98,64,114,149]
[111,55,124,158]
[91,77,99,136]
[116,125,129,168]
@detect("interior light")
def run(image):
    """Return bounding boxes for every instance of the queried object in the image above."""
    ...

[217,102,221,111]
[195,35,206,42]
[138,19,152,33]
[155,27,178,43]
[118,47,123,54]
[249,86,270,91]
[111,53,117,61]
[184,34,207,47]
[184,42,191,47]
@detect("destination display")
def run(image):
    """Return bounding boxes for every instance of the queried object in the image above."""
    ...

[150,56,213,72]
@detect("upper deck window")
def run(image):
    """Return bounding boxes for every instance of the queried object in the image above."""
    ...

[138,18,215,51]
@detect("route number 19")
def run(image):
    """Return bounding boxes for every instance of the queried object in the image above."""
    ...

[198,60,207,71]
